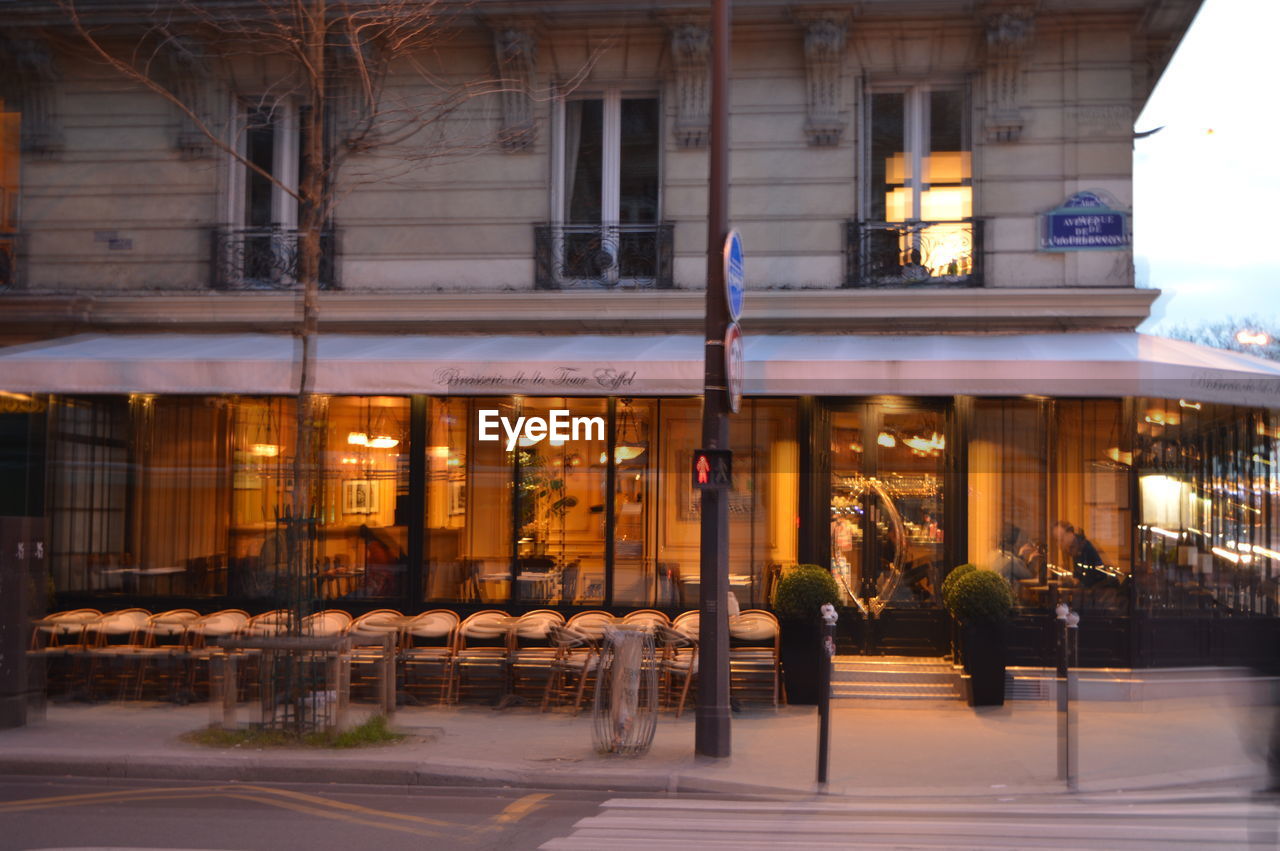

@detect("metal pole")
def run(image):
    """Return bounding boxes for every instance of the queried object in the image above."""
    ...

[1055,603,1068,781]
[817,607,837,783]
[696,0,732,759]
[1066,612,1080,791]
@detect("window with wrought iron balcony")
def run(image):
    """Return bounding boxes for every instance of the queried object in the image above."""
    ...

[211,100,338,291]
[846,85,981,288]
[534,91,672,290]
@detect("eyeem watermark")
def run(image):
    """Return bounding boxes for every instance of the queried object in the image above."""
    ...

[477,409,605,451]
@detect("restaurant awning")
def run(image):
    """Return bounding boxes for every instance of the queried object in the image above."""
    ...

[2,331,1278,407]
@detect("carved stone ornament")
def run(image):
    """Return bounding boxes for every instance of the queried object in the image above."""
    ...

[984,8,1035,143]
[157,36,213,158]
[494,27,536,152]
[803,19,847,146]
[669,23,710,149]
[0,36,63,157]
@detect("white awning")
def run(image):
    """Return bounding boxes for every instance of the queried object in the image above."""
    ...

[2,331,1279,407]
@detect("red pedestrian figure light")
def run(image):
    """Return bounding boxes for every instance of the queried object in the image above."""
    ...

[696,454,710,484]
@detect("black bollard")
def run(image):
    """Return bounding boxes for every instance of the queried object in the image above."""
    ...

[817,604,837,784]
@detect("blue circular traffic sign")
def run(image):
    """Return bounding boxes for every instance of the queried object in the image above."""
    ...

[724,229,744,322]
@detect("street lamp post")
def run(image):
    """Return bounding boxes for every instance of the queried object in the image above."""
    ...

[696,0,732,759]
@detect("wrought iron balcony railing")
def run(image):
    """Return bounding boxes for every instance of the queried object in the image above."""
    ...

[212,226,338,290]
[844,219,983,288]
[534,222,673,289]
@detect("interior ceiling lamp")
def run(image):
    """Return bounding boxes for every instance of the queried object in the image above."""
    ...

[347,432,369,446]
[615,400,647,462]
[368,436,399,448]
[250,443,280,457]
[876,432,896,448]
[902,432,945,455]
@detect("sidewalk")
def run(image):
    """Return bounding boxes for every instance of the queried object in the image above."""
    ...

[0,695,1272,798]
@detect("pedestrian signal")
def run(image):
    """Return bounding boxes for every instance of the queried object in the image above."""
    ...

[691,449,732,490]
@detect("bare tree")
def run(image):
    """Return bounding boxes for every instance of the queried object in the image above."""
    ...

[1163,315,1280,362]
[48,0,559,730]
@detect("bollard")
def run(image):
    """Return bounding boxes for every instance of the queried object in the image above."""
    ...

[1055,602,1081,790]
[817,603,838,785]
[1066,610,1080,791]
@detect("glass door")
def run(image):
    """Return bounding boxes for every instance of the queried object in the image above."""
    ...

[829,403,946,615]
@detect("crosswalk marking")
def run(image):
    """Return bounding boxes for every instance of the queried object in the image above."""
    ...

[541,794,1279,850]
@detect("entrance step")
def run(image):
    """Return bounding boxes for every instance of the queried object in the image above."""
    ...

[830,655,963,700]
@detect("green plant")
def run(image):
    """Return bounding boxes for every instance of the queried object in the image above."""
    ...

[182,715,405,749]
[940,563,978,611]
[946,569,1014,623]
[771,564,840,621]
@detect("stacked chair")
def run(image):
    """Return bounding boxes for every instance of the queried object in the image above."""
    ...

[400,609,459,705]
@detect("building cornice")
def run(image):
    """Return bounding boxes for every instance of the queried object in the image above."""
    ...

[0,288,1160,344]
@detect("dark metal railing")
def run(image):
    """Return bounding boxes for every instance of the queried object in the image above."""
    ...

[844,219,983,288]
[534,222,674,289]
[211,226,338,290]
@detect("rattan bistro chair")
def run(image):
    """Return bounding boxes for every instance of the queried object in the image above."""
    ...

[728,609,783,710]
[508,609,565,703]
[619,609,671,631]
[401,609,459,705]
[133,609,201,701]
[82,609,152,701]
[185,609,249,700]
[28,609,101,699]
[347,609,406,704]
[450,610,511,704]
[541,624,600,714]
[662,611,700,716]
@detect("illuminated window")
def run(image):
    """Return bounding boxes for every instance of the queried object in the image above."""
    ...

[865,86,973,280]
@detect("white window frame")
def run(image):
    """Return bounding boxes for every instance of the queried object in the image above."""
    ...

[860,82,970,224]
[550,86,662,287]
[225,97,300,231]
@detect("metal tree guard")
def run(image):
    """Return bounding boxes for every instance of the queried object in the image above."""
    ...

[592,626,659,756]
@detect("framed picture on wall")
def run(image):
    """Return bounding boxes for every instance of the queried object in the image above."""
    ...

[343,479,376,515]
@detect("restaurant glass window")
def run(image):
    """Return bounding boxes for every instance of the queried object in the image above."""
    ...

[865,85,973,283]
[609,398,652,606]
[47,397,130,594]
[1051,400,1131,613]
[655,399,798,611]
[1136,400,1279,616]
[517,397,609,606]
[227,397,296,600]
[46,395,232,597]
[424,398,515,604]
[322,396,410,600]
[968,399,1048,607]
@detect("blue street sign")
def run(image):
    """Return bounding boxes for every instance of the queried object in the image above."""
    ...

[1039,191,1130,251]
[724,229,744,321]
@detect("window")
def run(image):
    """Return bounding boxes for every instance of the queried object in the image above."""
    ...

[217,100,331,288]
[552,90,664,286]
[861,85,974,283]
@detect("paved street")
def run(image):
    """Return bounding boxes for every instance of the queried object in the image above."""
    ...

[542,790,1280,850]
[0,776,612,851]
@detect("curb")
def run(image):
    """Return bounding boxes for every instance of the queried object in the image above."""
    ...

[0,752,1264,799]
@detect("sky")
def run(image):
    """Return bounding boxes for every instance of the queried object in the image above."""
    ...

[1135,0,1280,333]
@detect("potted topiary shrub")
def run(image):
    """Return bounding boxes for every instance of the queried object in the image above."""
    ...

[945,569,1014,707]
[941,563,977,666]
[771,564,841,705]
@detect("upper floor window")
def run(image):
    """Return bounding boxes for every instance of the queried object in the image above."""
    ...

[536,90,671,288]
[215,100,334,289]
[853,85,976,285]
